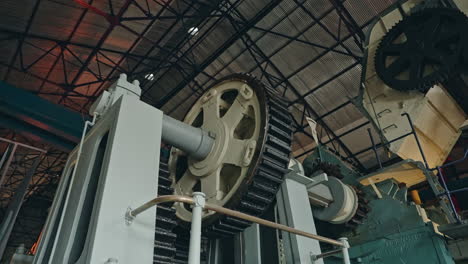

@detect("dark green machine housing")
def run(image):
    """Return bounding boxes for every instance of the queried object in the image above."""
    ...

[303,147,455,264]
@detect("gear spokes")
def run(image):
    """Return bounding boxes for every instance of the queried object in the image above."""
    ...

[375,8,468,92]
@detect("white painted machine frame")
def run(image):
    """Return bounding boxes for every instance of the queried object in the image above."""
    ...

[33,93,163,264]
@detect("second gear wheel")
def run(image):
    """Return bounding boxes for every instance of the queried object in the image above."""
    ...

[375,8,468,92]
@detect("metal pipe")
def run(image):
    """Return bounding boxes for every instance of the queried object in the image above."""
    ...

[312,248,342,260]
[436,149,468,169]
[402,113,429,169]
[0,137,47,153]
[188,192,205,264]
[0,154,42,257]
[0,144,11,173]
[128,195,344,247]
[351,131,413,157]
[437,167,461,223]
[0,144,17,188]
[68,113,98,196]
[339,238,351,264]
[439,187,468,195]
[367,128,382,169]
[161,115,214,160]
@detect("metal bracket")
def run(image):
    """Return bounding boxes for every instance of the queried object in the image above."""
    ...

[125,207,134,226]
[286,172,328,190]
[192,192,206,208]
[105,258,119,263]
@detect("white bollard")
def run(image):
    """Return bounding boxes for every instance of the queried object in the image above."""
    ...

[339,237,351,264]
[188,192,206,264]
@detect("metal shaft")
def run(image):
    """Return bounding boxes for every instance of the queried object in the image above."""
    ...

[188,192,205,264]
[0,155,42,258]
[161,115,214,160]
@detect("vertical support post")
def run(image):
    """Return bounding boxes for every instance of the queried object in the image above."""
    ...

[0,144,18,188]
[207,239,222,264]
[339,238,350,264]
[437,167,461,223]
[367,128,382,169]
[0,154,42,258]
[188,192,206,264]
[240,223,262,264]
[402,113,429,169]
[0,144,12,171]
[277,174,323,264]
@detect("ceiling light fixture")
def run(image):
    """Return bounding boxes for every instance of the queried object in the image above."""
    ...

[188,27,199,36]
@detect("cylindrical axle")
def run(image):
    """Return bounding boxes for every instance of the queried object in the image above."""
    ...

[161,115,214,160]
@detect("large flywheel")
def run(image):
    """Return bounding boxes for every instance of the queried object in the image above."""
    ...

[169,74,293,236]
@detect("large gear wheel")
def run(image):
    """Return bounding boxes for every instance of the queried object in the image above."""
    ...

[375,8,468,92]
[169,74,293,237]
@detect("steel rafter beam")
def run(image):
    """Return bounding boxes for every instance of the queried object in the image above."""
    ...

[57,0,133,102]
[79,0,208,111]
[3,0,42,82]
[191,0,354,96]
[250,25,359,58]
[163,0,367,168]
[295,120,370,159]
[248,19,367,92]
[0,139,66,262]
[0,28,167,63]
[0,81,84,150]
[226,5,366,171]
[34,0,96,96]
[293,99,355,132]
[292,0,361,58]
[130,0,244,101]
[287,61,360,106]
[153,0,282,108]
[328,0,365,49]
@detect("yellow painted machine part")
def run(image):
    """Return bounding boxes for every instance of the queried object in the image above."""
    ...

[361,0,467,184]
[359,161,427,187]
[410,190,422,205]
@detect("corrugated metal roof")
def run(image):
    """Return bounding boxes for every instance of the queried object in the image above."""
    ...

[0,0,403,171]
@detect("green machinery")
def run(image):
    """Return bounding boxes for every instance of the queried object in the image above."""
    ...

[302,0,468,262]
[303,146,455,264]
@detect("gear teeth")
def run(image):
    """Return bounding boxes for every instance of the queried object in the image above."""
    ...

[251,179,279,196]
[169,74,293,239]
[245,191,273,205]
[257,167,284,183]
[156,205,176,218]
[270,115,294,132]
[264,145,290,164]
[354,209,367,218]
[224,216,251,227]
[203,75,292,237]
[239,200,267,215]
[269,105,292,124]
[266,134,291,153]
[158,176,172,186]
[154,161,177,264]
[374,7,467,92]
[155,227,177,242]
[158,184,174,195]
